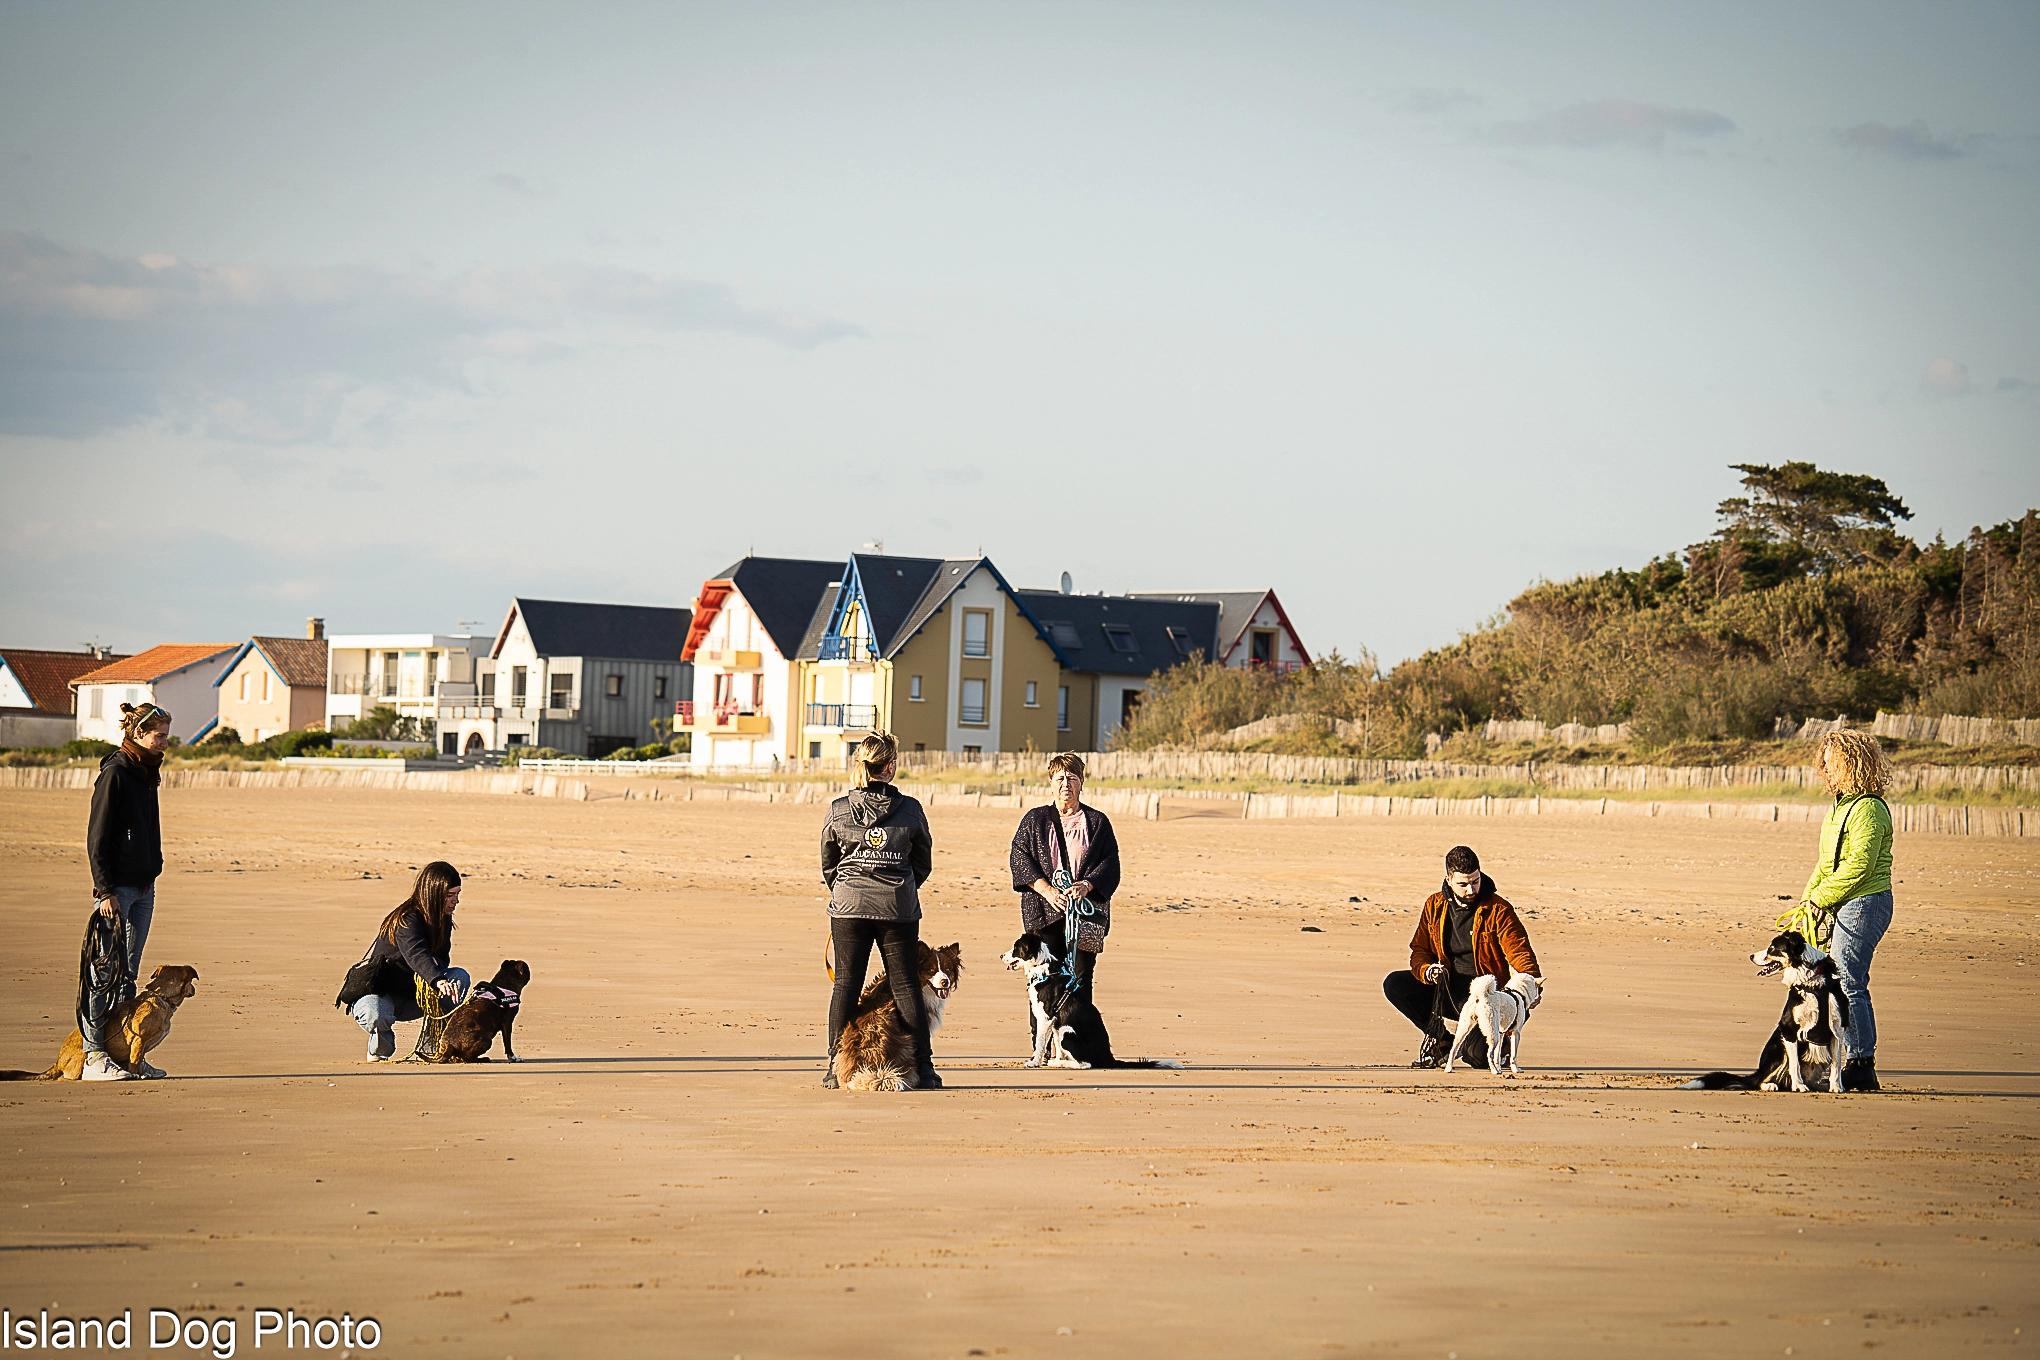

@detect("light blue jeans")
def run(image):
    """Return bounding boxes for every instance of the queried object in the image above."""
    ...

[350,968,470,1058]
[83,884,156,1058]
[1830,889,1893,1061]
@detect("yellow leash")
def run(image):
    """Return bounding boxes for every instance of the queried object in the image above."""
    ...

[1774,900,1834,950]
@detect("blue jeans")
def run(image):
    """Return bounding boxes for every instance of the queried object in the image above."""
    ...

[83,884,156,1057]
[351,968,470,1057]
[1830,890,1892,1060]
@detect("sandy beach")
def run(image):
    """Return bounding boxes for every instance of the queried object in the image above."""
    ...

[0,784,2034,1359]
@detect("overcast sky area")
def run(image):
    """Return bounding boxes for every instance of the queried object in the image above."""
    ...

[2,2,2036,664]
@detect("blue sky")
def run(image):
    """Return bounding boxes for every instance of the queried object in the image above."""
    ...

[2,1,2036,662]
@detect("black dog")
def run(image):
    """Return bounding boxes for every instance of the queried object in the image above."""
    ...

[999,933,1180,1071]
[1683,932,1848,1092]
[433,959,529,1063]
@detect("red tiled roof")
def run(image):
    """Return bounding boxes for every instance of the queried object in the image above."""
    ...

[72,643,236,687]
[248,636,330,689]
[0,648,130,715]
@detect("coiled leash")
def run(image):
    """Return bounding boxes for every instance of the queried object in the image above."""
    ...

[77,908,134,1055]
[1045,807,1099,1020]
[1773,794,1886,950]
[408,975,476,1061]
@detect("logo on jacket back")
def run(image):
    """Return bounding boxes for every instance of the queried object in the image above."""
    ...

[864,827,886,850]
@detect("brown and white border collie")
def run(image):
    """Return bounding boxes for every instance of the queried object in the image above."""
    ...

[832,940,962,1092]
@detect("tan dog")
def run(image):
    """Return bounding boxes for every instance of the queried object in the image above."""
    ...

[0,965,201,1081]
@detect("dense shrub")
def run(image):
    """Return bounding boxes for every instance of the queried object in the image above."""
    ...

[61,738,115,760]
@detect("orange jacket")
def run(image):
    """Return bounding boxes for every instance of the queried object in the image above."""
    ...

[1407,876,1541,983]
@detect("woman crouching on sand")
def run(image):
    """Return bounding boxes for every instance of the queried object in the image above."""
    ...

[335,862,471,1062]
[81,701,174,1081]
[821,731,938,1089]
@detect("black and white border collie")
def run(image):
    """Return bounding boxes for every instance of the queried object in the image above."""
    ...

[1683,931,1849,1092]
[1000,933,1182,1071]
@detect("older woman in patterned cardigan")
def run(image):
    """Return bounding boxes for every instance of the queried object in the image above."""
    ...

[1008,752,1122,1046]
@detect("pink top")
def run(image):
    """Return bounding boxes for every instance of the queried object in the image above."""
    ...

[1051,806,1090,882]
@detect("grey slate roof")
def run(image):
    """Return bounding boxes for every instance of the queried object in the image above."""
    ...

[714,557,843,658]
[1125,590,1271,658]
[1016,591,1221,677]
[511,598,693,661]
[796,584,840,661]
[847,554,948,655]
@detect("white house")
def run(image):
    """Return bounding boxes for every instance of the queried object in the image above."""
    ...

[439,598,692,757]
[0,646,124,748]
[680,556,842,770]
[324,622,485,737]
[71,643,237,744]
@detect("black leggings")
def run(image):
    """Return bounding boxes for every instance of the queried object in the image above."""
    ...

[827,918,928,1057]
[1382,970,1473,1032]
[1027,948,1098,1045]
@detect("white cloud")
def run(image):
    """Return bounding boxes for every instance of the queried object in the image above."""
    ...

[1835,121,1970,161]
[1922,357,1972,398]
[1486,100,1736,151]
[0,230,866,442]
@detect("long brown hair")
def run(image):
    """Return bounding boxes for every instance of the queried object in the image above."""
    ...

[380,861,461,959]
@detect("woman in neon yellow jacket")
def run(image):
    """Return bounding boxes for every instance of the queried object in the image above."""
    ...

[1800,729,1894,1093]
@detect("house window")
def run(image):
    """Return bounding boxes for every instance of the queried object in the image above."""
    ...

[960,677,988,725]
[963,745,982,755]
[550,675,573,710]
[914,742,926,753]
[809,742,822,758]
[963,609,991,658]
[511,667,527,706]
[750,674,764,708]
[1102,623,1138,654]
[655,676,668,700]
[89,688,102,719]
[606,674,623,698]
[1166,626,1197,659]
[239,671,251,702]
[1025,680,1039,707]
[480,671,495,702]
[381,651,399,697]
[1047,620,1082,650]
[1057,685,1069,731]
[260,670,270,702]
[909,675,923,702]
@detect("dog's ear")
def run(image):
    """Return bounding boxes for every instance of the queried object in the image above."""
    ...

[511,960,531,985]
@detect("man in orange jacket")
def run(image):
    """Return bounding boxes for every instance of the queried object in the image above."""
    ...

[1384,845,1542,1068]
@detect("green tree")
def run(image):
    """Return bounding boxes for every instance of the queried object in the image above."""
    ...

[1713,461,1912,574]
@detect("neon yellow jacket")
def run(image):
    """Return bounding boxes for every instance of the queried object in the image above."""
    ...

[1802,793,1893,910]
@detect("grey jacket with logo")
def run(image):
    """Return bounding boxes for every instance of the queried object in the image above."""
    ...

[821,783,933,921]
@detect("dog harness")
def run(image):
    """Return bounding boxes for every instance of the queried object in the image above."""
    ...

[471,982,520,1010]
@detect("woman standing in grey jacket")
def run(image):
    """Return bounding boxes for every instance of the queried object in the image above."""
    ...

[821,731,938,1088]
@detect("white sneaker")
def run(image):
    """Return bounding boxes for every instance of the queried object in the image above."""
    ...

[365,1033,393,1062]
[135,1060,167,1079]
[81,1053,135,1082]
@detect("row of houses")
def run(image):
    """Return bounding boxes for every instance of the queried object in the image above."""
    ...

[0,551,1307,764]
[679,552,1306,769]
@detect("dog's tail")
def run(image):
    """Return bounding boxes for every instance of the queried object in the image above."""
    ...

[0,1064,62,1081]
[845,1063,911,1092]
[1680,1071,1759,1090]
[1105,1058,1184,1070]
[1468,975,1499,999]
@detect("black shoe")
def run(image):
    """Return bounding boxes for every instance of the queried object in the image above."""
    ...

[1410,1023,1452,1069]
[1840,1057,1880,1092]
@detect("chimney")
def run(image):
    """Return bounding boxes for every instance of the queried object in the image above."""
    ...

[307,617,325,641]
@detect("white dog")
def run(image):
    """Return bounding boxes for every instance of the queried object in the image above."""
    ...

[1443,971,1543,1076]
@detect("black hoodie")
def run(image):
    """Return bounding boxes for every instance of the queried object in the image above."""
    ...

[820,782,933,921]
[87,747,163,896]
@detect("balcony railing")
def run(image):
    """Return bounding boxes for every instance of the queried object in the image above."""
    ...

[331,673,439,699]
[805,703,877,729]
[817,637,871,662]
[1248,659,1307,674]
[699,648,763,670]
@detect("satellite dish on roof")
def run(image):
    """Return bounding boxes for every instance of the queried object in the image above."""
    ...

[1059,571,1073,596]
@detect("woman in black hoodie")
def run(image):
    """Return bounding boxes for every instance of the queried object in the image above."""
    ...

[80,701,172,1081]
[820,731,937,1088]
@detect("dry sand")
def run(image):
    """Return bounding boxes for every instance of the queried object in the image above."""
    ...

[0,785,2034,1359]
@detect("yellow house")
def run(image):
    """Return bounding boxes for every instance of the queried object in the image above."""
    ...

[799,554,1063,761]
[211,628,329,742]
